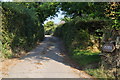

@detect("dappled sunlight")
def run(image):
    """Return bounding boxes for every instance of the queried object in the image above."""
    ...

[3,35,94,78]
[18,36,71,68]
[20,36,65,64]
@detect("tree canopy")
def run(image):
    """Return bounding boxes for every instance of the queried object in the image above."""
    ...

[59,2,108,18]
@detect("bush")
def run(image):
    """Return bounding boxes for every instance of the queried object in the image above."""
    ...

[54,18,109,52]
[1,3,44,58]
[85,68,115,79]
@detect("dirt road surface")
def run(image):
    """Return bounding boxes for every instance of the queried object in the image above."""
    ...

[2,35,94,79]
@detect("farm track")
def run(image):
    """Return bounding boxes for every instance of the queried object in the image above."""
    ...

[1,35,94,79]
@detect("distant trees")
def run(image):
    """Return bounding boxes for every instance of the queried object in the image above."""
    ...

[60,17,72,22]
[44,21,57,35]
[44,21,55,28]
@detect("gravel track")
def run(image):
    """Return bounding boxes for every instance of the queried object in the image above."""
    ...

[3,35,94,79]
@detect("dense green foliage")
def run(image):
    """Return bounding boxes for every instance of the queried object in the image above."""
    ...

[60,2,108,18]
[1,3,44,58]
[54,17,110,51]
[60,2,119,30]
[33,2,60,23]
[105,2,120,30]
[1,2,119,78]
[53,17,111,78]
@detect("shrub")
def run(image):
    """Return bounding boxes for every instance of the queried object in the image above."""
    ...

[1,3,44,58]
[54,18,109,52]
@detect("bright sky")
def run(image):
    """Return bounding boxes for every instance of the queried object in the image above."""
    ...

[44,11,65,24]
[1,0,12,1]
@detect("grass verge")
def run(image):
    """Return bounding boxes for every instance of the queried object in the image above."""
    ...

[71,50,101,68]
[71,50,115,79]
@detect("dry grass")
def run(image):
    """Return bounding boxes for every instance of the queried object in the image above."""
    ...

[0,58,21,77]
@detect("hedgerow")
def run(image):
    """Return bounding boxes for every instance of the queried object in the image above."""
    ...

[54,17,110,52]
[1,3,44,58]
[53,17,112,78]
